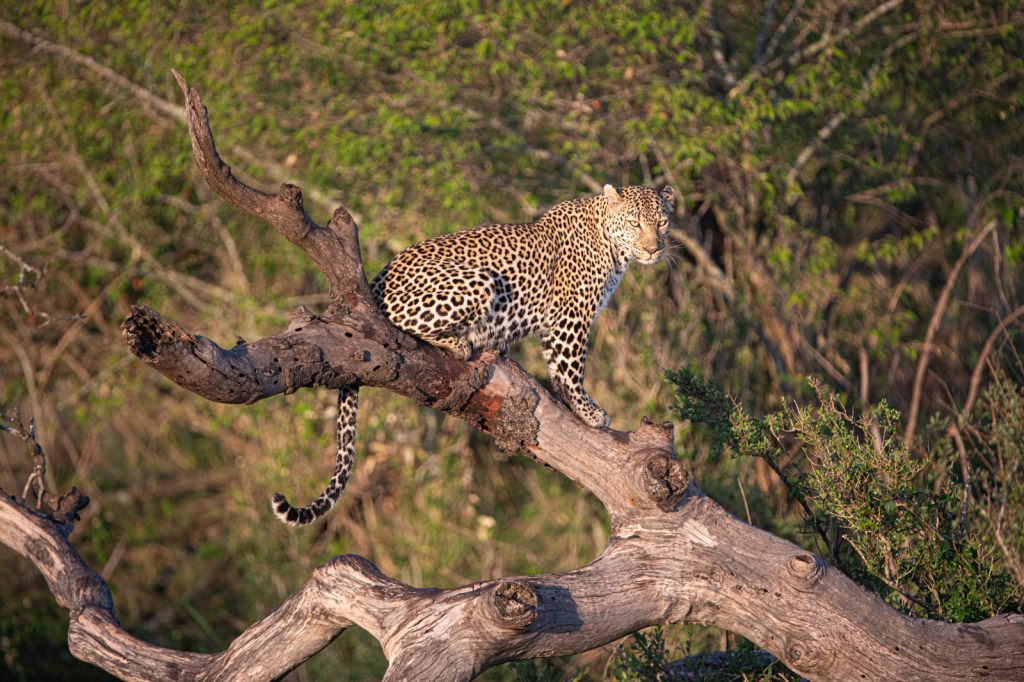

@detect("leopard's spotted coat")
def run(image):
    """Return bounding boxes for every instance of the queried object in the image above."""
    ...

[273,185,675,525]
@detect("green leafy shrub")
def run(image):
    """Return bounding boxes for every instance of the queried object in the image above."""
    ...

[510,658,586,682]
[607,629,799,682]
[669,369,1022,621]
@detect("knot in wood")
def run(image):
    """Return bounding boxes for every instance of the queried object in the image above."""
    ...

[279,184,303,210]
[493,385,540,457]
[640,454,690,512]
[291,306,315,322]
[786,553,825,591]
[781,639,833,675]
[493,580,537,630]
[637,416,674,445]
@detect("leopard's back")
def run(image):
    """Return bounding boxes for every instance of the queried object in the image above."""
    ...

[369,219,567,354]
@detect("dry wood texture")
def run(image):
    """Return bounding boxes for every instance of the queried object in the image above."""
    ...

[1,71,1022,682]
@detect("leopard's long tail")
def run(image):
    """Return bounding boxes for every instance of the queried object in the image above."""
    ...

[271,385,359,526]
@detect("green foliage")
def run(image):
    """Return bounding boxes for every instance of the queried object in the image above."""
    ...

[2,0,1023,678]
[509,658,586,682]
[607,629,800,682]
[666,369,735,460]
[675,370,1022,621]
[608,628,678,681]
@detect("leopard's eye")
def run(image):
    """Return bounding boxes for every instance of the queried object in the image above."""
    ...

[628,218,640,228]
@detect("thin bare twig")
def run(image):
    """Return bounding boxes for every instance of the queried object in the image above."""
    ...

[904,220,997,442]
[703,0,737,88]
[947,426,972,545]
[794,331,855,392]
[785,0,908,68]
[0,408,56,510]
[732,0,908,99]
[731,0,806,97]
[0,245,85,326]
[0,20,352,218]
[737,476,752,525]
[962,303,1024,417]
[752,0,780,62]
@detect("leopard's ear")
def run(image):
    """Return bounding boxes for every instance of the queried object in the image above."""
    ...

[604,184,623,212]
[660,185,676,208]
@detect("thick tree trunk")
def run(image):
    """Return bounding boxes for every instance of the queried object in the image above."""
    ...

[1,70,1022,682]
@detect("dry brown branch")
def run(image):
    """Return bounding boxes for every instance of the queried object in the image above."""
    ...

[0,20,184,122]
[961,303,1024,417]
[668,226,735,301]
[904,220,996,443]
[0,19,348,216]
[793,330,854,392]
[703,0,736,89]
[1,71,1023,682]
[0,244,85,326]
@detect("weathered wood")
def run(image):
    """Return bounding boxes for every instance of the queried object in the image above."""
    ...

[4,483,1024,681]
[1,70,1022,682]
[170,69,371,309]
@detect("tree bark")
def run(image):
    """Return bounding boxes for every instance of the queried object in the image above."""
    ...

[1,70,1022,682]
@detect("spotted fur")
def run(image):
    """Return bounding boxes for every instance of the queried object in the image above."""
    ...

[271,185,674,525]
[271,384,358,525]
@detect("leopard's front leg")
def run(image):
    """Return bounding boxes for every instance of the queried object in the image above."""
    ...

[540,326,610,428]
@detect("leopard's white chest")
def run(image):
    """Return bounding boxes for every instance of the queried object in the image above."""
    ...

[597,267,625,316]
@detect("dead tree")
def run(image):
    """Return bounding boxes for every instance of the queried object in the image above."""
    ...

[2,71,1023,682]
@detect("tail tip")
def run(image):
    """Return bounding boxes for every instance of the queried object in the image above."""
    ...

[271,493,300,526]
[270,493,324,526]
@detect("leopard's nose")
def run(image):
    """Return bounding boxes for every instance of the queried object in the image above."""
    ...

[644,246,660,255]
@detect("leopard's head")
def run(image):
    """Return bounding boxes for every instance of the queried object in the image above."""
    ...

[602,185,675,265]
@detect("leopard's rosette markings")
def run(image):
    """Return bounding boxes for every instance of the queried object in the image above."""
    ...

[277,184,675,525]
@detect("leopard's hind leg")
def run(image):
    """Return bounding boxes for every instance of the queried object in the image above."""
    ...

[372,258,510,358]
[271,385,359,526]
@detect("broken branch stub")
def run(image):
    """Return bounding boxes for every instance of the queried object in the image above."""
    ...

[171,69,370,308]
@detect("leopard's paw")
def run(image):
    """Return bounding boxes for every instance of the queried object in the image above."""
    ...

[434,337,472,361]
[575,404,611,429]
[485,342,510,356]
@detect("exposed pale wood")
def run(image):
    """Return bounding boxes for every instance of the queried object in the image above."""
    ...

[1,71,1022,682]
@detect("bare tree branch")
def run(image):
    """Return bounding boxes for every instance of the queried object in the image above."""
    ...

[961,303,1024,417]
[783,0,908,68]
[0,20,183,121]
[0,20,350,216]
[0,245,85,325]
[904,220,996,442]
[731,0,908,99]
[703,0,737,89]
[752,0,780,62]
[4,427,1023,682]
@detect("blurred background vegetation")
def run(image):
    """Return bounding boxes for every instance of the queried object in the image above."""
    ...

[1,0,1022,679]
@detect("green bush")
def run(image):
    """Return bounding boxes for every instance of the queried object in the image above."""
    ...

[669,368,1022,622]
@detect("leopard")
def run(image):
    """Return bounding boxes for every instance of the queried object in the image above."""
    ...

[272,184,675,525]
